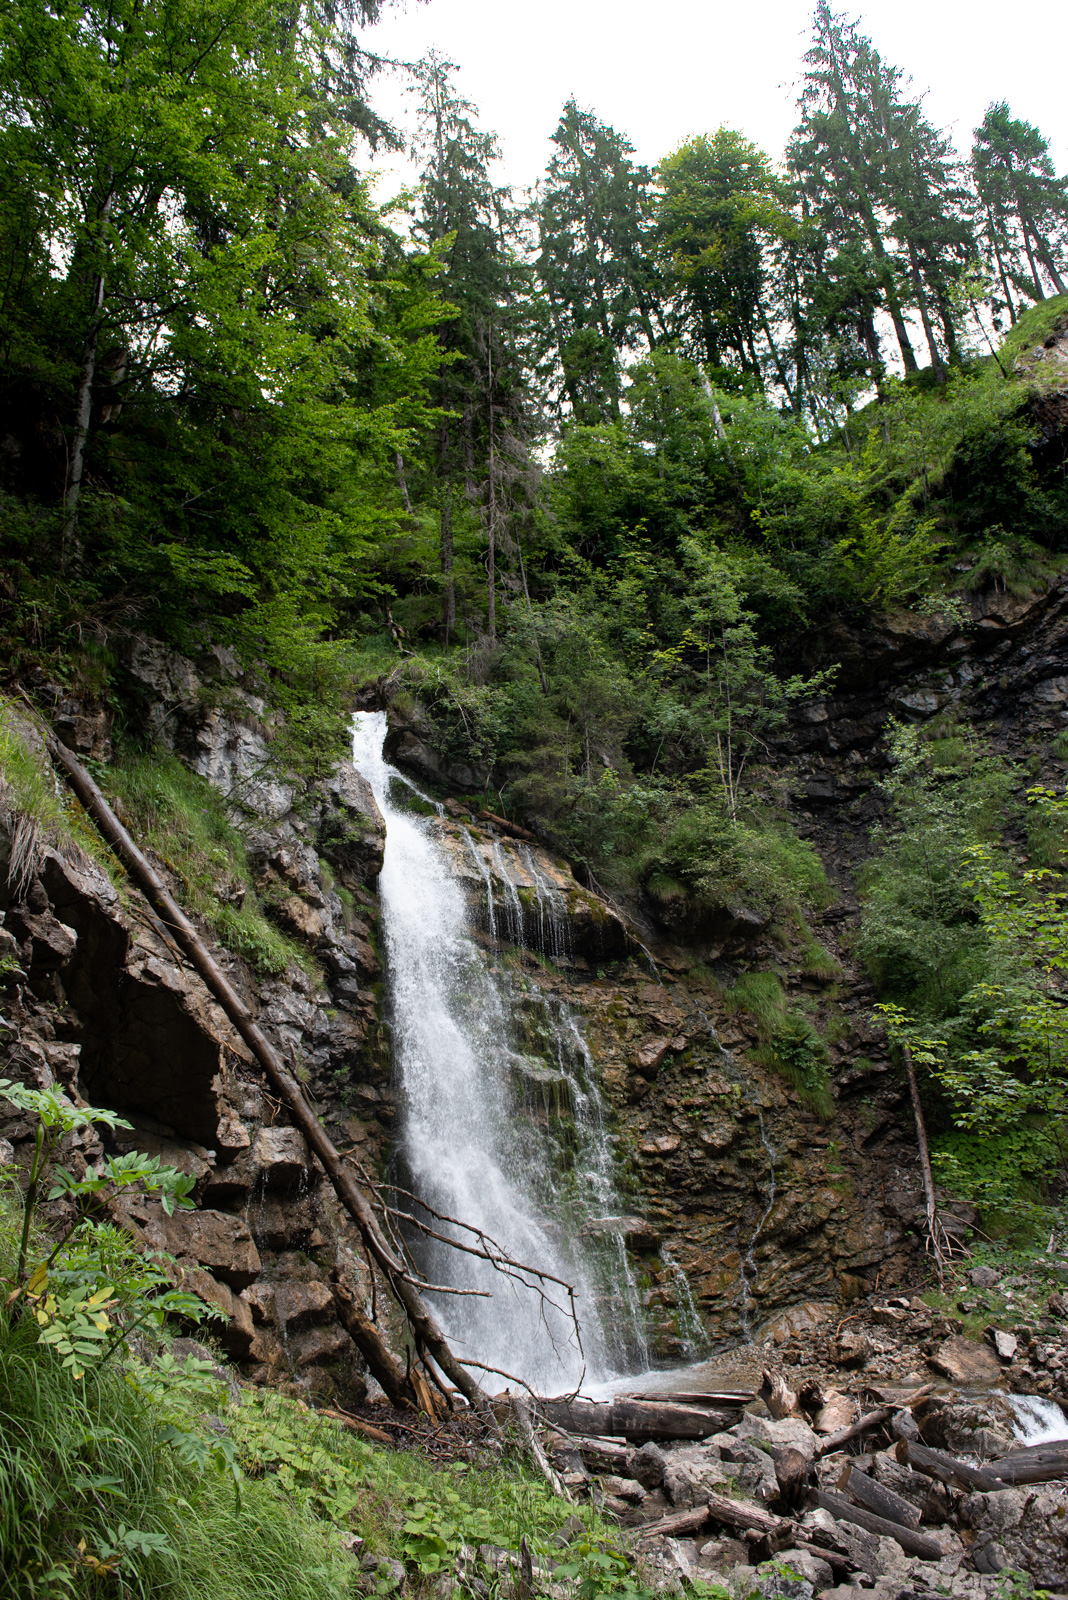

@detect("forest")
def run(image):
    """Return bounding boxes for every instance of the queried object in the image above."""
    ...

[3,2,1068,1596]
[1,0,1068,1142]
[3,0,1068,1198]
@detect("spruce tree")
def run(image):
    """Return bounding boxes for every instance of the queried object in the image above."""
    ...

[535,101,662,422]
[972,102,1068,318]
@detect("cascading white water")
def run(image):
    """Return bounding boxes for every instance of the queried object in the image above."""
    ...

[352,712,642,1391]
[1008,1392,1068,1444]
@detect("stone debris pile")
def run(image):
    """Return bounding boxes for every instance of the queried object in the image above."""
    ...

[537,1381,1068,1597]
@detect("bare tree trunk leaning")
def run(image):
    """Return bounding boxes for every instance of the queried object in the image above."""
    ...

[44,729,493,1418]
[903,1043,944,1288]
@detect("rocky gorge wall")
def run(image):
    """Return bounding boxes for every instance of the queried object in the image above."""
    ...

[3,567,1068,1394]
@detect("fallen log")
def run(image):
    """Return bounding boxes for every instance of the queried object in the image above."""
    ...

[538,1397,733,1442]
[704,1492,789,1539]
[635,1506,712,1541]
[43,727,489,1418]
[793,1540,857,1576]
[985,1442,1068,1485]
[814,1491,944,1561]
[576,1437,632,1475]
[762,1369,801,1420]
[478,809,537,842]
[815,1407,893,1456]
[894,1438,1006,1492]
[838,1462,922,1530]
[863,1383,935,1409]
[626,1390,754,1409]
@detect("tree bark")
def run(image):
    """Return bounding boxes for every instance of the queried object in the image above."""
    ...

[44,731,492,1419]
[894,1439,1005,1492]
[394,450,414,517]
[814,1492,943,1560]
[815,1405,893,1456]
[440,497,455,641]
[838,1462,922,1529]
[62,188,114,570]
[903,1043,944,1287]
[537,1397,736,1441]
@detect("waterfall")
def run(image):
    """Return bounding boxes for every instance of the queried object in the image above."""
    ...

[351,713,643,1391]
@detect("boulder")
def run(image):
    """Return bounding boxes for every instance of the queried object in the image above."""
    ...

[113,1128,212,1190]
[245,1279,334,1331]
[768,1550,833,1588]
[244,1192,319,1250]
[710,1435,779,1501]
[4,907,77,970]
[628,1441,668,1489]
[634,1037,671,1076]
[959,1486,1068,1589]
[289,1323,349,1368]
[928,1333,1001,1385]
[734,1413,821,1462]
[182,1268,255,1357]
[277,895,325,943]
[578,1216,660,1252]
[598,1475,646,1505]
[968,1265,1000,1290]
[663,1445,733,1507]
[987,1327,1017,1362]
[835,1328,872,1367]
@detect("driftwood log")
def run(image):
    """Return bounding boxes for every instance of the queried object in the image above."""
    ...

[838,1462,922,1530]
[636,1506,713,1541]
[815,1491,944,1560]
[538,1397,735,1442]
[894,1439,1006,1492]
[627,1390,755,1409]
[985,1442,1068,1485]
[762,1370,801,1420]
[705,1493,789,1539]
[771,1445,810,1509]
[44,728,490,1417]
[793,1540,856,1575]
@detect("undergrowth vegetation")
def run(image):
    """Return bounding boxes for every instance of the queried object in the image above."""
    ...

[860,720,1068,1238]
[0,1082,645,1600]
[100,751,306,978]
[723,973,835,1119]
[0,700,114,891]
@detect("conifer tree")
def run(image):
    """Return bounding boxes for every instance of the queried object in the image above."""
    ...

[789,2,974,381]
[410,53,535,641]
[535,101,662,421]
[972,103,1068,319]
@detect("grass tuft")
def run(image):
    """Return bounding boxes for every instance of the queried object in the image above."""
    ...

[102,750,306,977]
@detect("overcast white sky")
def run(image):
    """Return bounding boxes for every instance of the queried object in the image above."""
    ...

[361,0,1067,201]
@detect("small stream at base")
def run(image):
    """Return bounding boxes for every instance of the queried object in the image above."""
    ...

[352,713,646,1392]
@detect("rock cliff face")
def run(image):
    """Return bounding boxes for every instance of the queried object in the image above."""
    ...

[3,569,1067,1382]
[1,656,398,1403]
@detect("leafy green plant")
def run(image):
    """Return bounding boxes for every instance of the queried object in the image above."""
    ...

[0,1080,204,1376]
[752,1014,835,1119]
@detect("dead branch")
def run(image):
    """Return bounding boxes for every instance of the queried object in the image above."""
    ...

[508,1393,571,1500]
[815,1406,894,1456]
